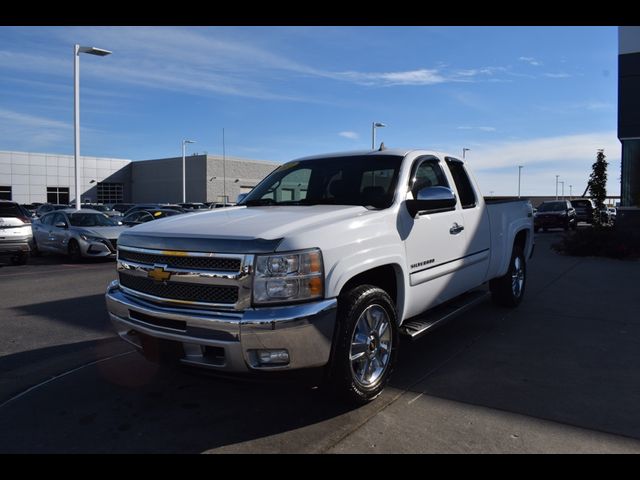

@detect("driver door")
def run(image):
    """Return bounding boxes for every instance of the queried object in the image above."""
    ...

[403,156,468,313]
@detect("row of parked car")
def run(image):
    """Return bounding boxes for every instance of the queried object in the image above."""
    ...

[0,200,237,265]
[534,198,617,232]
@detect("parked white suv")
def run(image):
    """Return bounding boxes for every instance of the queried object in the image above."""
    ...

[106,149,534,403]
[0,200,32,265]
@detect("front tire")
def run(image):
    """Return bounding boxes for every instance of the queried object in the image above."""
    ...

[328,285,398,405]
[490,246,526,307]
[68,239,82,262]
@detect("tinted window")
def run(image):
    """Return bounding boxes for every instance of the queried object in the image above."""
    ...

[538,201,568,212]
[0,203,22,217]
[445,158,476,208]
[40,213,54,225]
[69,213,116,227]
[410,157,449,197]
[244,155,402,209]
[51,213,67,226]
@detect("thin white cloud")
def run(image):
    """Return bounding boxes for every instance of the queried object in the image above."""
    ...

[0,108,71,150]
[468,131,619,171]
[457,126,497,132]
[339,131,359,140]
[333,68,446,86]
[519,56,542,66]
[544,73,571,78]
[464,131,621,196]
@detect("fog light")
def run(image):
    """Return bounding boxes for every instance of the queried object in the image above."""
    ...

[256,349,290,365]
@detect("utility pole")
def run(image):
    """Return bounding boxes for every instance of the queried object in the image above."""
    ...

[555,175,559,200]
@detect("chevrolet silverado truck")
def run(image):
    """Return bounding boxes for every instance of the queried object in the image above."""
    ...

[106,149,534,403]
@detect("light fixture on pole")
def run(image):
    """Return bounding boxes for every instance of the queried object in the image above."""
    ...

[371,122,386,150]
[74,44,112,210]
[182,139,196,203]
[555,175,560,200]
[463,148,471,159]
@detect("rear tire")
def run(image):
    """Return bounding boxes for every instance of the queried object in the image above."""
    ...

[31,238,41,257]
[327,285,398,405]
[490,246,526,308]
[9,253,28,266]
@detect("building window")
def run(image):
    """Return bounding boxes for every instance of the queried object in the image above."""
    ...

[0,186,11,201]
[97,182,123,204]
[47,187,69,204]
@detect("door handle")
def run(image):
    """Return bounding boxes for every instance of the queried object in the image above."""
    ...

[450,223,464,234]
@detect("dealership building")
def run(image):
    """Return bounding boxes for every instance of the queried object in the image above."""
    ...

[0,150,280,205]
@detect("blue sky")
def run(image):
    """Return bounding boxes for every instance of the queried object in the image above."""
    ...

[0,26,620,196]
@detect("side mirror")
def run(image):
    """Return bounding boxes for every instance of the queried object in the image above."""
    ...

[406,186,457,217]
[54,221,68,229]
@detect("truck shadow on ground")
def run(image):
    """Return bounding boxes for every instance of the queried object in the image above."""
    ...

[3,293,640,453]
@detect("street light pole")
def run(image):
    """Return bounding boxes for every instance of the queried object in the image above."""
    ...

[555,175,559,200]
[371,122,386,150]
[74,44,111,210]
[463,148,470,159]
[518,165,523,198]
[182,139,195,203]
[569,184,573,199]
[222,128,226,206]
[559,181,565,199]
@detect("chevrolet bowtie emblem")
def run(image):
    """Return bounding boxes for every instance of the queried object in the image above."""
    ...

[148,266,171,282]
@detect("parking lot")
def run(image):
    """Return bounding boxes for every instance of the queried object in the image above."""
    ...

[1,232,640,453]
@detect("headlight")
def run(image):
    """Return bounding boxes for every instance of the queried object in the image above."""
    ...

[79,233,104,242]
[253,248,324,305]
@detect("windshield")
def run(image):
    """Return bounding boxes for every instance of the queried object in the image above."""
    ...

[241,155,403,209]
[538,202,567,212]
[69,212,117,227]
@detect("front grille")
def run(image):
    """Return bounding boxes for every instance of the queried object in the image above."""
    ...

[118,249,241,272]
[119,273,239,304]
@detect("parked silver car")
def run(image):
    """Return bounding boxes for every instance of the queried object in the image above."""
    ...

[0,200,33,265]
[32,209,127,260]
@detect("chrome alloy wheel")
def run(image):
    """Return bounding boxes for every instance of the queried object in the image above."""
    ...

[511,256,525,298]
[349,304,392,388]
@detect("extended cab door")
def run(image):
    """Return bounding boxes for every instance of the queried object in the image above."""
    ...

[445,157,491,288]
[403,156,469,315]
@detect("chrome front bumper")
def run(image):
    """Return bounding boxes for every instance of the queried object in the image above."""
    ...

[105,281,337,372]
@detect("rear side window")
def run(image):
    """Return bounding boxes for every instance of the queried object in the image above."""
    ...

[0,203,22,217]
[445,158,477,209]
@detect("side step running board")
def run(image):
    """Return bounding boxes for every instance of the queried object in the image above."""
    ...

[400,289,490,340]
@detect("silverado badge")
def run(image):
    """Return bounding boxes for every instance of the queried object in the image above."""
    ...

[148,266,171,283]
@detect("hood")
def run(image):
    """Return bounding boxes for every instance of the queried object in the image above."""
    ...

[118,205,373,253]
[78,225,129,239]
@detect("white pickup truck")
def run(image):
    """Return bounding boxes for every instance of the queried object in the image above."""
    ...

[106,148,534,403]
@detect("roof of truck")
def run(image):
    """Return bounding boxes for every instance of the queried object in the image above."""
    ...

[293,148,458,162]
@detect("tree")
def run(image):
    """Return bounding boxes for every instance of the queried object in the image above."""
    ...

[588,149,608,227]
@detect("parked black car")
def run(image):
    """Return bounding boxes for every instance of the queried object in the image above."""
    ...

[534,200,577,232]
[570,199,596,224]
[122,208,183,226]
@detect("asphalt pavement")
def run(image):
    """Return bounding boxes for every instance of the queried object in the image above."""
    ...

[1,233,639,453]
